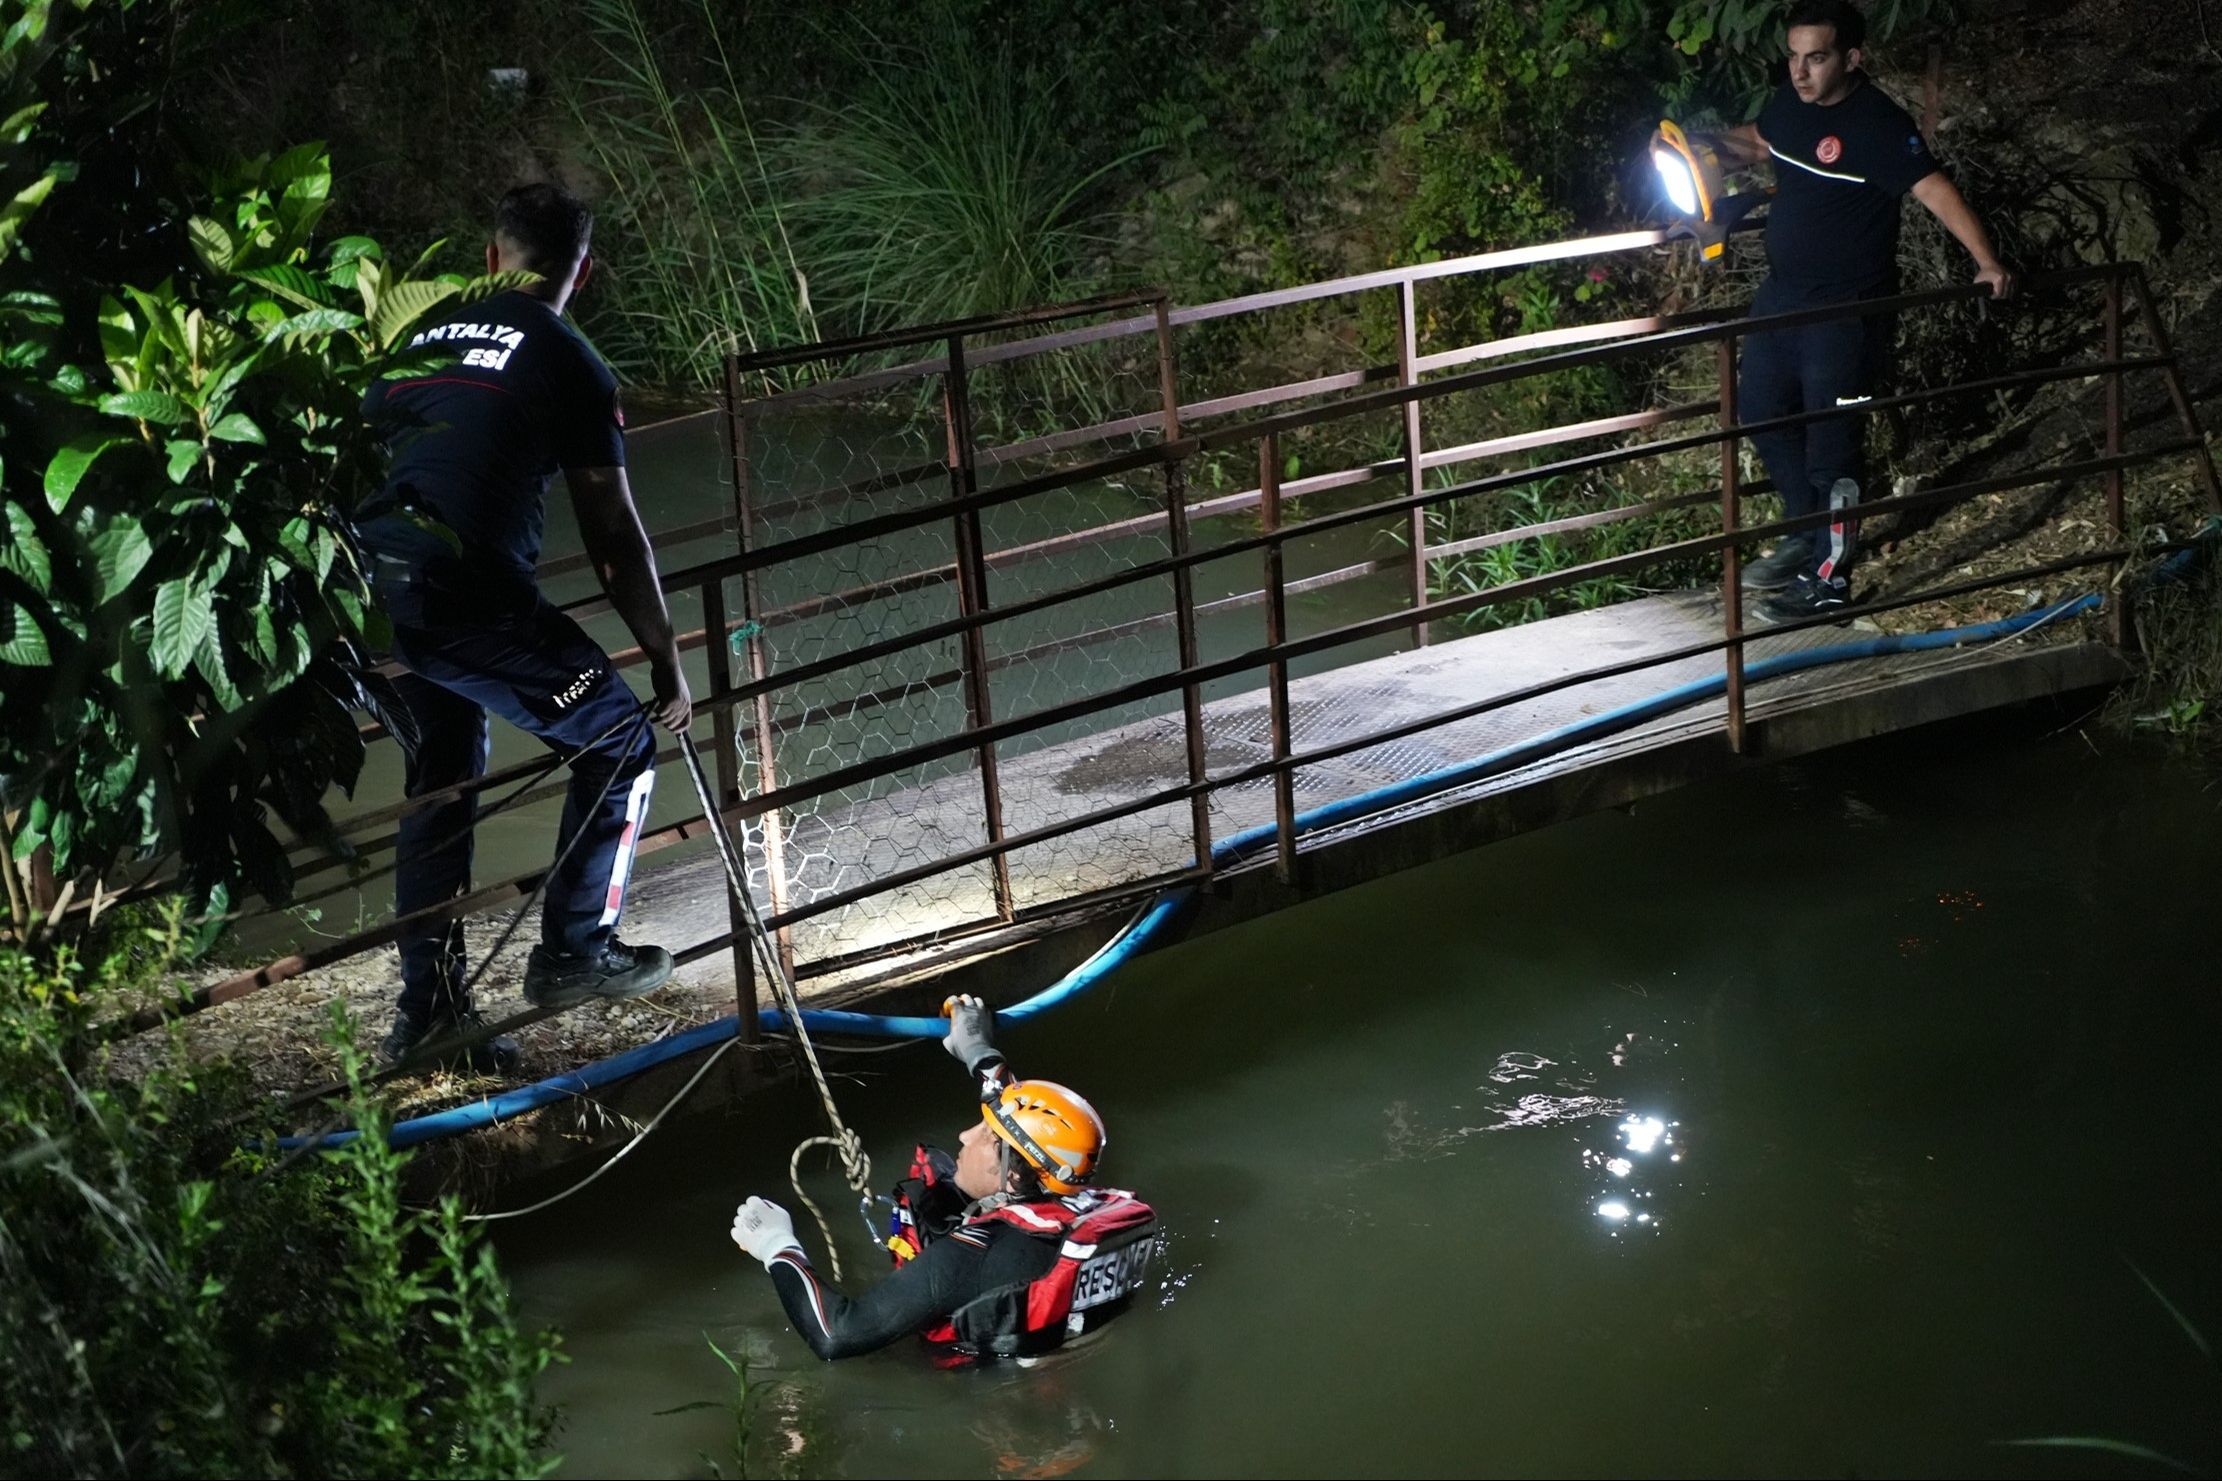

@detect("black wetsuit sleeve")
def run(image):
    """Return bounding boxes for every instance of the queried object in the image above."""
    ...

[765,1236,987,1361]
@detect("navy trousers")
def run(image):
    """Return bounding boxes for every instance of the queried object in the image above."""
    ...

[1737,279,1895,584]
[378,564,658,1022]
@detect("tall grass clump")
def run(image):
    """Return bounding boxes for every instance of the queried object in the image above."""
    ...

[786,22,1144,332]
[567,0,819,388]
[0,920,559,1478]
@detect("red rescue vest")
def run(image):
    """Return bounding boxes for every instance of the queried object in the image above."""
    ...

[889,1148,1158,1359]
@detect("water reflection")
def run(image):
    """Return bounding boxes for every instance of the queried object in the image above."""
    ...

[1584,1112,1684,1237]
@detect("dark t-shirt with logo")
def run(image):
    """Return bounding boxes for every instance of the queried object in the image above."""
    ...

[360,289,625,583]
[1756,77,1941,304]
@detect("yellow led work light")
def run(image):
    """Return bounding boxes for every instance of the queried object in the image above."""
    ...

[1650,118,1764,263]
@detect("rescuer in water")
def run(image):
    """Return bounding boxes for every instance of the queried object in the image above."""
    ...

[729,995,1157,1362]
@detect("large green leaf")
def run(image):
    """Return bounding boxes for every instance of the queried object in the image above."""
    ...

[454,268,544,304]
[261,306,363,343]
[150,577,215,678]
[87,752,138,813]
[198,344,265,417]
[99,389,190,425]
[326,235,382,271]
[404,236,450,281]
[187,215,235,273]
[164,438,200,484]
[276,515,316,570]
[0,289,63,325]
[194,626,242,710]
[121,285,188,359]
[247,604,278,667]
[237,264,334,312]
[44,433,129,512]
[1,502,51,590]
[368,278,462,349]
[0,601,49,667]
[351,251,382,319]
[0,172,57,262]
[88,518,153,604]
[95,295,139,386]
[0,101,47,145]
[208,412,264,445]
[268,141,330,196]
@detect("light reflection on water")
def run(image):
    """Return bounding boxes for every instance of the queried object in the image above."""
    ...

[498,735,2222,1478]
[1587,1114,1684,1235]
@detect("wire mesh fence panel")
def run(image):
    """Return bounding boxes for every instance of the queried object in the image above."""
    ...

[746,745,1009,967]
[696,262,2174,981]
[966,307,1170,480]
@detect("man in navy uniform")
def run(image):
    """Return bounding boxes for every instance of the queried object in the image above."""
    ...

[1711,0,2015,621]
[360,184,692,1071]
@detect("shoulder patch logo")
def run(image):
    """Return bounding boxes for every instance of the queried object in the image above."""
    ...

[1816,134,1843,166]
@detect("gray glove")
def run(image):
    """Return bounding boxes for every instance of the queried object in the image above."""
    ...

[941,993,1001,1079]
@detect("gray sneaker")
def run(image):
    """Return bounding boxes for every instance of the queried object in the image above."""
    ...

[1739,533,1812,592]
[522,939,674,1009]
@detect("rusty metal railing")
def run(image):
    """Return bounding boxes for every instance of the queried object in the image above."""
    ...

[139,252,2219,1049]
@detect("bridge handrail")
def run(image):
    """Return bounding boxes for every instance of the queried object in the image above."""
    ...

[109,256,2222,1043]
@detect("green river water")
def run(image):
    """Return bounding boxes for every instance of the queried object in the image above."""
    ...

[494,719,2222,1479]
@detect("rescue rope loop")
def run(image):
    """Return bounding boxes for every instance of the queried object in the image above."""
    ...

[679,732,873,1281]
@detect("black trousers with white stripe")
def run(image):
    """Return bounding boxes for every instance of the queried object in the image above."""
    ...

[1738,278,1895,586]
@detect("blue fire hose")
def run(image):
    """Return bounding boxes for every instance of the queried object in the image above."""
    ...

[294,571,2173,1151]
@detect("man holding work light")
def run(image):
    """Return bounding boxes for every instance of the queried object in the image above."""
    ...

[1699,0,2014,622]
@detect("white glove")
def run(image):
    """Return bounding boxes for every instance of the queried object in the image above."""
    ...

[729,1195,802,1266]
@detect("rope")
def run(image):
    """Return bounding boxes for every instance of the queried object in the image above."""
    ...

[678,732,873,1281]
[263,706,657,1167]
[463,1035,743,1223]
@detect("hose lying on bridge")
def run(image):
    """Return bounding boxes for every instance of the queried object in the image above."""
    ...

[288,588,2111,1152]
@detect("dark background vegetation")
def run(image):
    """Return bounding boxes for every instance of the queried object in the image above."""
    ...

[4,0,2219,1474]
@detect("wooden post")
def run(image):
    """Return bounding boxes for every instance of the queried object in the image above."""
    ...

[1396,279,1431,647]
[942,335,1016,920]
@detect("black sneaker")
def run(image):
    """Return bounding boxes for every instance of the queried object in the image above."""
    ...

[1756,573,1851,625]
[1739,534,1813,592]
[522,939,674,1009]
[382,1007,522,1076]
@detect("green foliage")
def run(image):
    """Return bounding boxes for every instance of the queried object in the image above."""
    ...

[656,1335,829,1481]
[1659,0,1961,117]
[786,19,1147,332]
[2120,533,2222,746]
[1422,475,1703,632]
[564,0,819,388]
[0,928,560,1477]
[0,4,526,931]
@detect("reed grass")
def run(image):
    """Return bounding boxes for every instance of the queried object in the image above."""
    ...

[568,0,819,389]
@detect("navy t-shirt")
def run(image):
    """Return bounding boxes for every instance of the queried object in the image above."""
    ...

[1757,77,1941,304]
[360,289,625,582]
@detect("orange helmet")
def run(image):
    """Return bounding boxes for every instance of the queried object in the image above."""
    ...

[982,1079,1105,1195]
